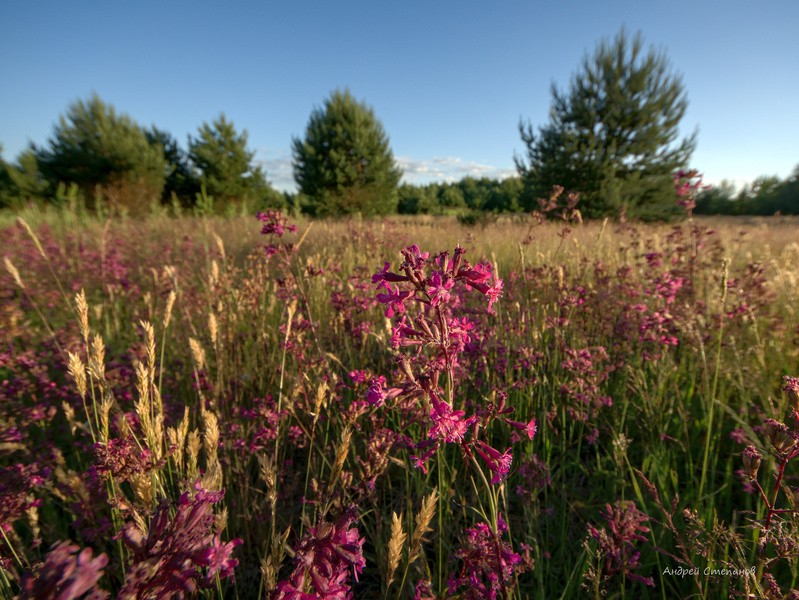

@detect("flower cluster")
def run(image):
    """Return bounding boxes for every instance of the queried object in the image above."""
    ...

[18,541,109,600]
[257,209,298,256]
[274,506,365,599]
[447,515,532,600]
[738,377,799,532]
[586,500,654,588]
[91,436,155,483]
[0,463,45,534]
[119,482,241,598]
[673,169,709,217]
[371,244,534,481]
[257,209,298,238]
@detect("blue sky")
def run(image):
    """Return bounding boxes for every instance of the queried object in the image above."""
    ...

[1,1,797,192]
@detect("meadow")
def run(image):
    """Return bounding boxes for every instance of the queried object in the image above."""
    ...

[2,206,799,599]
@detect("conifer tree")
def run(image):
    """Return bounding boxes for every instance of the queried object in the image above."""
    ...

[516,29,696,220]
[35,94,166,212]
[146,127,200,206]
[188,114,274,207]
[292,89,402,216]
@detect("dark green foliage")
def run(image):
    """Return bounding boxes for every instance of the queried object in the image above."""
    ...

[695,167,799,215]
[517,28,696,220]
[457,176,491,211]
[35,94,167,212]
[439,185,466,210]
[0,147,13,209]
[455,177,523,212]
[397,183,439,214]
[2,149,51,208]
[694,180,739,214]
[188,114,275,209]
[292,89,402,217]
[145,127,200,207]
[457,210,499,227]
[395,177,523,215]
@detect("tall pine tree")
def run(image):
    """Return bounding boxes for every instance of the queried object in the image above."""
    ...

[292,89,402,216]
[516,28,696,220]
[35,94,167,213]
[188,114,274,207]
[146,127,200,207]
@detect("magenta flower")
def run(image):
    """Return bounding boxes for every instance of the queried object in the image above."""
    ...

[426,271,455,307]
[447,515,529,600]
[485,276,504,314]
[473,441,513,484]
[428,395,476,444]
[587,500,654,588]
[366,376,388,407]
[19,541,109,600]
[504,417,537,440]
[119,483,241,598]
[257,209,297,237]
[91,437,155,483]
[274,506,365,600]
[375,284,413,318]
[447,316,475,348]
[458,263,493,287]
[410,440,441,475]
[414,579,436,600]
[784,375,799,411]
[403,244,430,270]
[371,261,408,290]
[0,463,45,534]
[348,370,368,385]
[456,262,503,312]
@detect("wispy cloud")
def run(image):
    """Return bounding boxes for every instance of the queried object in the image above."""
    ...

[255,149,295,192]
[256,150,517,193]
[397,156,516,185]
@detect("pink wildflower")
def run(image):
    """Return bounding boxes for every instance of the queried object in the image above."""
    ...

[19,541,109,600]
[119,483,241,598]
[274,506,365,599]
[473,441,513,485]
[375,284,413,318]
[447,515,529,600]
[587,500,654,588]
[428,395,476,444]
[427,271,455,307]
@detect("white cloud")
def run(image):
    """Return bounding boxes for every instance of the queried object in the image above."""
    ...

[397,156,516,185]
[255,149,295,192]
[256,150,518,193]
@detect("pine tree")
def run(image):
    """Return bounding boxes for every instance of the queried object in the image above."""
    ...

[188,114,273,207]
[516,28,696,220]
[292,89,402,216]
[146,127,200,207]
[35,94,166,212]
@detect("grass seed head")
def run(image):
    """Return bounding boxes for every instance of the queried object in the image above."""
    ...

[410,488,438,565]
[386,511,406,587]
[75,289,89,342]
[3,257,24,289]
[67,352,87,400]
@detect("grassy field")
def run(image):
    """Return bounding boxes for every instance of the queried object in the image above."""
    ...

[2,208,799,598]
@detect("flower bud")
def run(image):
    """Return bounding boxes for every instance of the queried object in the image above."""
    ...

[764,419,796,454]
[742,446,761,480]
[784,376,799,412]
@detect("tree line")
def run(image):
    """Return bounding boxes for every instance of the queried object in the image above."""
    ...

[1,28,795,219]
[693,172,799,216]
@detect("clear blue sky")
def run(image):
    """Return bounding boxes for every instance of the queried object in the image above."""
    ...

[1,1,797,192]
